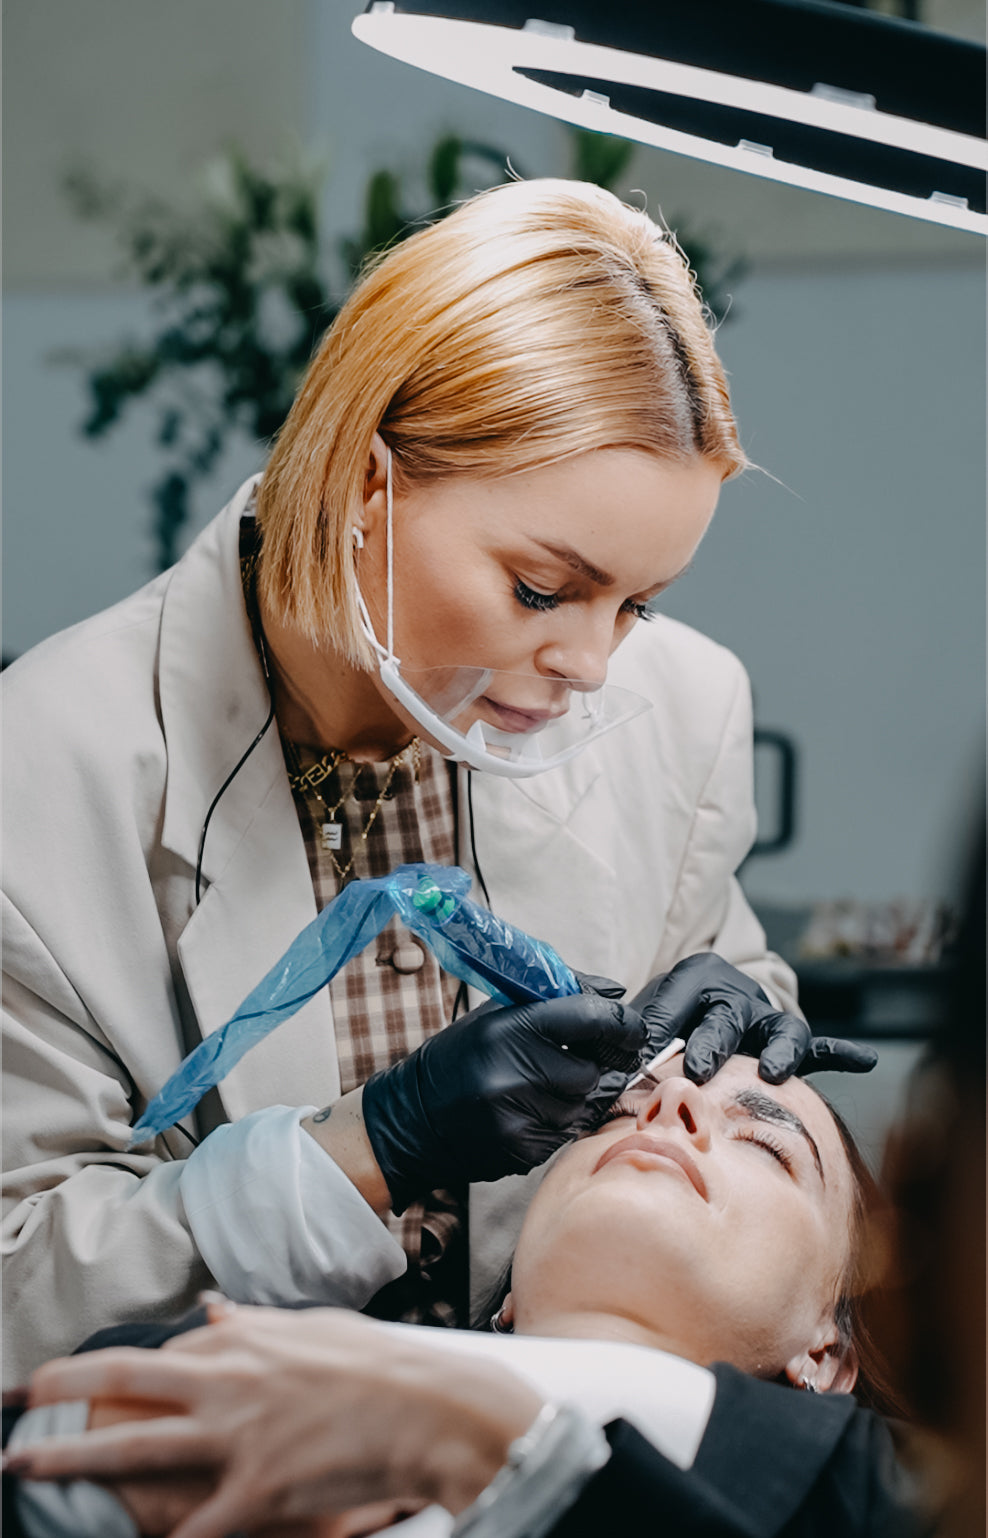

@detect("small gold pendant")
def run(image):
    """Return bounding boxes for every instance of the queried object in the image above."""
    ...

[322,821,343,851]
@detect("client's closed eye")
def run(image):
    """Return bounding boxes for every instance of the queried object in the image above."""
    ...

[733,1129,795,1176]
[600,1100,639,1124]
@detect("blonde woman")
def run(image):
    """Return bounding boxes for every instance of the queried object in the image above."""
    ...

[1,179,874,1382]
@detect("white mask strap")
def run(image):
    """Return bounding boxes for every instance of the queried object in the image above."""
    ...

[386,445,396,660]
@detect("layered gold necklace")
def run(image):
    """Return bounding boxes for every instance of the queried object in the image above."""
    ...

[283,737,421,884]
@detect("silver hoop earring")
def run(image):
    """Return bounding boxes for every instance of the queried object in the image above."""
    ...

[800,1377,818,1393]
[352,526,365,550]
[490,1306,513,1335]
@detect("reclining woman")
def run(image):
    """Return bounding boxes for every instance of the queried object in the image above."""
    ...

[7,1052,915,1538]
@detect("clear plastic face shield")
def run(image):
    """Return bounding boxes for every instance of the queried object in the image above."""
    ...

[354,449,652,778]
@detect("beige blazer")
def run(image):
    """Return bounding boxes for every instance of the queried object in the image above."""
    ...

[1,479,797,1380]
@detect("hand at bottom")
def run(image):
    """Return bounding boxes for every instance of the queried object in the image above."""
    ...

[17,1306,544,1538]
[86,1399,409,1537]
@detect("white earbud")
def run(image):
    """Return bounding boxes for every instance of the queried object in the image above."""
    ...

[352,526,365,549]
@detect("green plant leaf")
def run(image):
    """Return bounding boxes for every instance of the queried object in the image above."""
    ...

[151,471,190,572]
[83,350,162,436]
[429,135,463,206]
[366,170,406,250]
[570,127,635,191]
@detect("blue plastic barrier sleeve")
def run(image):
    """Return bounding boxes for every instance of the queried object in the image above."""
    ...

[390,868,580,1004]
[129,863,580,1146]
[129,881,395,1145]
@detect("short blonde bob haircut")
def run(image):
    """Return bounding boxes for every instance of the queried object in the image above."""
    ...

[256,177,747,664]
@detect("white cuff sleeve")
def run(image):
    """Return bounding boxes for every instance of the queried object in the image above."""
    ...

[8,1403,138,1538]
[179,1105,406,1309]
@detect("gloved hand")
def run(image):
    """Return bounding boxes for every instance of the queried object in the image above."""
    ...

[361,991,647,1213]
[632,953,878,1085]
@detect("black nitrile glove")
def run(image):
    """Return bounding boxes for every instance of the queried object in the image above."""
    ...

[632,953,878,1085]
[361,992,647,1213]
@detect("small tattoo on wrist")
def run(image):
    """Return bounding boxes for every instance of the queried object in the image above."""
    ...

[312,1105,333,1124]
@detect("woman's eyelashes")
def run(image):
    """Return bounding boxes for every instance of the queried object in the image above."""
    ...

[599,1104,797,1178]
[512,579,655,622]
[600,1099,640,1123]
[733,1129,795,1176]
[513,579,560,613]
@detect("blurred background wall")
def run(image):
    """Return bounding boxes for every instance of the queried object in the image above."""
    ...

[3,1,984,1156]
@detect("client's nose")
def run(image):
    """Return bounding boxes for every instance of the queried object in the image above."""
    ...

[636,1075,712,1149]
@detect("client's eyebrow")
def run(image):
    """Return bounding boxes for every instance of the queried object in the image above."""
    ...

[731,1089,825,1185]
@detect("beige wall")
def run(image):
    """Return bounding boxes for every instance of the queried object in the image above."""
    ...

[3,0,984,289]
[3,0,310,287]
[924,0,983,39]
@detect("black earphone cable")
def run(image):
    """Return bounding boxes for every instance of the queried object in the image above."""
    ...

[194,697,276,906]
[449,767,492,1021]
[466,768,492,910]
[194,613,277,906]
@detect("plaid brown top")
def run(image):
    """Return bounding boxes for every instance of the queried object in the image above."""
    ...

[285,738,469,1328]
[239,517,468,1326]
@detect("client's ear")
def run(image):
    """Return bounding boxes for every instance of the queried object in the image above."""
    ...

[784,1323,859,1396]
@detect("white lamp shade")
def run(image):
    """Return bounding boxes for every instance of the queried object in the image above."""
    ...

[352,0,987,234]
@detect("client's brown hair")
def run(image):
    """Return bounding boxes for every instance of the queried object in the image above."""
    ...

[809,1088,903,1417]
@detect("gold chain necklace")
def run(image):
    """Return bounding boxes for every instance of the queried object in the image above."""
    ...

[284,738,421,884]
[238,546,422,884]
